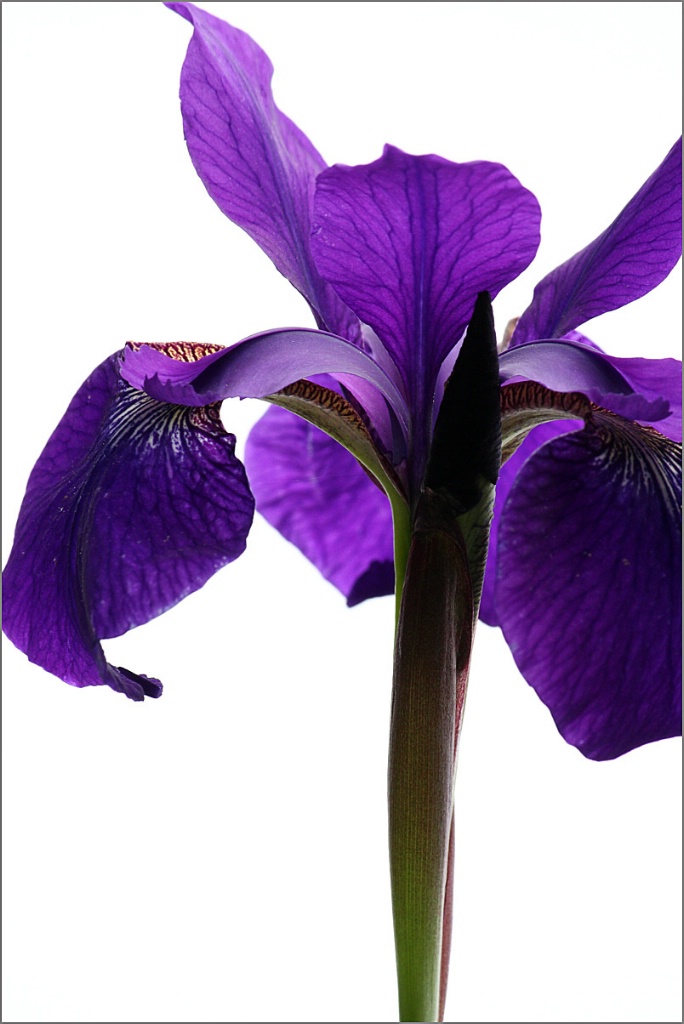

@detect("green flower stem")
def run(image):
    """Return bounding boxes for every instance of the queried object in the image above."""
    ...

[390,489,412,627]
[438,812,456,1022]
[388,490,474,1022]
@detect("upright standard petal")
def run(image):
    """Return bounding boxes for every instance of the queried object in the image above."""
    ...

[166,2,356,338]
[244,406,394,605]
[494,405,681,759]
[312,146,541,412]
[3,349,254,699]
[513,139,682,344]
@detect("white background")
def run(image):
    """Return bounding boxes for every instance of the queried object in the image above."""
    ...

[2,3,681,1022]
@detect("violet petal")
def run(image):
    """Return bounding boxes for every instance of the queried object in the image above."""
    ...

[311,146,540,403]
[513,139,682,344]
[245,406,394,604]
[165,2,357,338]
[3,354,254,698]
[120,330,409,437]
[606,355,682,441]
[499,339,674,423]
[494,413,682,759]
[555,332,681,438]
[479,420,579,626]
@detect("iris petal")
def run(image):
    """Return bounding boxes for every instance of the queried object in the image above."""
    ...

[494,411,682,759]
[605,355,682,441]
[120,329,409,439]
[479,419,579,626]
[245,406,394,605]
[513,139,682,344]
[311,146,541,410]
[499,339,674,423]
[165,2,357,339]
[3,352,254,698]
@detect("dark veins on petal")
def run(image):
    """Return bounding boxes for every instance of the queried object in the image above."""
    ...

[513,139,682,343]
[495,405,681,759]
[244,404,394,604]
[166,1,358,340]
[312,146,541,404]
[3,350,254,699]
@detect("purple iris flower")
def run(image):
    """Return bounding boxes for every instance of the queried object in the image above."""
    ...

[2,0,681,783]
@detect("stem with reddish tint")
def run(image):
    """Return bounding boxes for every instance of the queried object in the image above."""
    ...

[388,490,473,1022]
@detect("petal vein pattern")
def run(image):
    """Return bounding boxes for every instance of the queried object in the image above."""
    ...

[312,146,541,401]
[495,408,682,759]
[165,1,357,338]
[120,329,410,437]
[513,139,682,344]
[2,352,254,699]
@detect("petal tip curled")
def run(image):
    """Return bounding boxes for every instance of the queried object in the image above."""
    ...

[3,348,254,702]
[108,667,163,702]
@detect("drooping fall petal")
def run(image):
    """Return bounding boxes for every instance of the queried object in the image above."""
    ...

[494,409,682,759]
[244,405,394,605]
[479,418,579,626]
[484,344,682,628]
[3,350,254,699]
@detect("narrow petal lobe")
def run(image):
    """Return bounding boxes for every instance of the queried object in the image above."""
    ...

[513,139,682,343]
[166,2,357,338]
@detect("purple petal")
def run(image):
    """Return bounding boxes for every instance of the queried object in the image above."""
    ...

[494,413,682,759]
[245,406,394,605]
[607,355,682,441]
[557,332,681,438]
[499,339,673,422]
[513,139,682,343]
[479,419,579,626]
[3,353,254,698]
[166,2,356,338]
[311,146,541,408]
[120,330,409,437]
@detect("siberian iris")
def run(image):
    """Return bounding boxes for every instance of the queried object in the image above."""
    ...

[6,1,679,757]
[2,3,681,1021]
